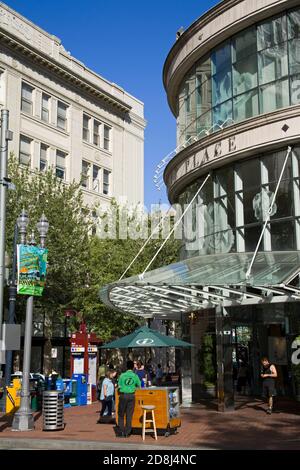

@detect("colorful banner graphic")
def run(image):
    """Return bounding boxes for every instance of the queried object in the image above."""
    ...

[17,245,48,296]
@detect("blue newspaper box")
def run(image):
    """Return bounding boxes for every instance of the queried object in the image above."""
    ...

[63,379,72,408]
[71,373,87,406]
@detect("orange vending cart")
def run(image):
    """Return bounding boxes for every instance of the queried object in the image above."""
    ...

[115,386,181,436]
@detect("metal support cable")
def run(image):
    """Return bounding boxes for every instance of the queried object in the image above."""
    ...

[119,205,174,281]
[139,173,211,280]
[246,146,292,280]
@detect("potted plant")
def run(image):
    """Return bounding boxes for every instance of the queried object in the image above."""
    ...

[199,334,216,398]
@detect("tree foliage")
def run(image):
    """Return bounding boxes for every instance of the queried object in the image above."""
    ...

[73,203,181,341]
[6,156,181,341]
[6,155,91,322]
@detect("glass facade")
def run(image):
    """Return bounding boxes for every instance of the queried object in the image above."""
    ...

[177,8,300,146]
[178,146,300,259]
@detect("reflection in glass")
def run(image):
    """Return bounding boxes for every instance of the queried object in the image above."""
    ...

[257,15,287,51]
[212,100,232,127]
[233,89,259,122]
[179,147,300,257]
[211,42,231,74]
[268,181,293,218]
[289,39,300,75]
[196,76,211,116]
[175,10,298,148]
[196,111,211,135]
[258,43,288,85]
[233,55,258,95]
[288,9,300,39]
[263,150,292,183]
[271,220,295,250]
[291,74,300,105]
[260,78,289,113]
[232,27,257,62]
[245,225,263,252]
[212,69,232,106]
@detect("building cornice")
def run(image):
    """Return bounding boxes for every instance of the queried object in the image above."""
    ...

[163,0,300,116]
[0,29,132,115]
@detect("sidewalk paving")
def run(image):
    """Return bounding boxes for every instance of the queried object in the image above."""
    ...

[0,396,300,450]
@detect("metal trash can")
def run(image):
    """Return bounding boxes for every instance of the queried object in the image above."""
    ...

[42,390,64,431]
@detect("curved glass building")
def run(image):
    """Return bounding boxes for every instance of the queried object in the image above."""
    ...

[102,0,300,409]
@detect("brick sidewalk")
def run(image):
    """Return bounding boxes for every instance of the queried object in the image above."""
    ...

[1,396,300,450]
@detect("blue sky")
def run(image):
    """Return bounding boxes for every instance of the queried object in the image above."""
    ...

[5,0,217,207]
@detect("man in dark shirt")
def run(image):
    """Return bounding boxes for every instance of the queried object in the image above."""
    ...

[117,360,141,437]
[260,356,277,414]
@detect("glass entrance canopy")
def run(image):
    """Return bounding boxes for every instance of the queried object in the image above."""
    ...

[100,251,300,319]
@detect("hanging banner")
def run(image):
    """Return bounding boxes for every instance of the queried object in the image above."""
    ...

[17,244,48,296]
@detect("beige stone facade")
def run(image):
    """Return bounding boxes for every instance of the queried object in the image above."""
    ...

[0,2,145,210]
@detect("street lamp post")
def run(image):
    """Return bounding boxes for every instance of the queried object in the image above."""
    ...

[4,223,18,389]
[12,213,49,432]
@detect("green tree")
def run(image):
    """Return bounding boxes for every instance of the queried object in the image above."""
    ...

[6,155,91,371]
[74,202,181,341]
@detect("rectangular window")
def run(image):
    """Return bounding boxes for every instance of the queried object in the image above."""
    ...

[289,38,300,76]
[103,125,111,151]
[260,78,289,113]
[93,120,100,146]
[212,99,233,128]
[19,135,32,166]
[233,89,259,122]
[81,160,89,188]
[40,143,48,171]
[271,220,295,250]
[196,110,211,135]
[57,101,68,130]
[257,14,287,51]
[290,73,300,105]
[56,150,66,179]
[288,8,300,39]
[21,83,34,114]
[82,114,90,142]
[212,69,232,106]
[211,42,231,75]
[258,43,288,85]
[41,93,50,122]
[93,165,100,192]
[232,54,258,95]
[103,169,110,195]
[232,27,257,63]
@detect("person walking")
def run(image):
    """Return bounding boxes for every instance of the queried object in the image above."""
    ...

[97,362,107,401]
[117,360,141,437]
[260,356,277,414]
[98,370,115,420]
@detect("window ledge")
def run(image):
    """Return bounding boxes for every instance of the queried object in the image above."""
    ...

[20,111,70,136]
[82,139,112,156]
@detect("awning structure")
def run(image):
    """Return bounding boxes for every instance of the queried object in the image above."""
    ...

[100,251,300,320]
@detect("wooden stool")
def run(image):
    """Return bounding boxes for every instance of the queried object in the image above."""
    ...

[142,405,157,440]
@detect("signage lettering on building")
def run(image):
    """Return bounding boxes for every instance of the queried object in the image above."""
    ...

[291,337,300,365]
[169,137,236,187]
